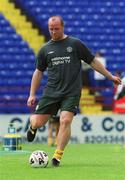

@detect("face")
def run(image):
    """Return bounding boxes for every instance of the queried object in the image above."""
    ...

[48,17,64,41]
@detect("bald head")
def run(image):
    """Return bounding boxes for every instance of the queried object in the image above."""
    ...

[48,16,64,27]
[48,16,65,41]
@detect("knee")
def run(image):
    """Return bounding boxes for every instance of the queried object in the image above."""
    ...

[30,116,38,129]
[60,114,72,127]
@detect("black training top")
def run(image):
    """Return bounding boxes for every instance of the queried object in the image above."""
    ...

[36,36,94,98]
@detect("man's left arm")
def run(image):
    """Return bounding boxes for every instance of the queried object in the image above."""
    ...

[90,58,121,85]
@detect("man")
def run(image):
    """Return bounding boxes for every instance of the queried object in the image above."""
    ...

[27,15,121,167]
[48,114,60,146]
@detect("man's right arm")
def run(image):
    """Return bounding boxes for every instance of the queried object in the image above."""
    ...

[27,69,43,107]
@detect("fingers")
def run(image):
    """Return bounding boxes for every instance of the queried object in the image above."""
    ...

[117,77,121,84]
[27,100,32,107]
[27,99,35,107]
[114,76,121,85]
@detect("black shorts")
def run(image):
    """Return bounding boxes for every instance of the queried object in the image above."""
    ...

[34,96,80,115]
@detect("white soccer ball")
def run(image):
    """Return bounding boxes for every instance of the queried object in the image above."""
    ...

[29,150,49,168]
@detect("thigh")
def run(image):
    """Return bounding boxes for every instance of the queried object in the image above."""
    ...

[60,111,74,122]
[30,114,50,128]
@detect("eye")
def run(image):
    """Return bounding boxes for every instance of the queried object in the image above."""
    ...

[50,28,59,32]
[50,28,53,31]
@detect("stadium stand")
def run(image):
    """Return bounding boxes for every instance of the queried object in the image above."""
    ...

[0,13,47,113]
[0,0,125,114]
[0,0,45,54]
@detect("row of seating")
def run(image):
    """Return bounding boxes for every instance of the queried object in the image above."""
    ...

[0,13,36,113]
[15,0,125,60]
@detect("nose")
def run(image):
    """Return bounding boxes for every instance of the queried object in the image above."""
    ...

[52,30,57,34]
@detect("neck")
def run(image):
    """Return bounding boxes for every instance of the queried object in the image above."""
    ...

[52,34,67,41]
[62,34,67,39]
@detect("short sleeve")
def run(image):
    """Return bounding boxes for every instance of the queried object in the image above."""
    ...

[35,48,47,72]
[76,39,95,64]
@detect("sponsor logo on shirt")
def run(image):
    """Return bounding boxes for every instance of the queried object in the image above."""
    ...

[51,56,71,66]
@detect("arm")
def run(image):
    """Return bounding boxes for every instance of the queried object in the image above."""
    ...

[27,69,43,107]
[90,58,121,85]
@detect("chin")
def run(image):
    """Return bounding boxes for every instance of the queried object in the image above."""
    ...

[53,37,60,41]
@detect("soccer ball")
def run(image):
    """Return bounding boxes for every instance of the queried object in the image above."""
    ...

[29,150,49,168]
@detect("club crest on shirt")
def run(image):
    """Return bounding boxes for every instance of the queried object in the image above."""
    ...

[67,47,73,53]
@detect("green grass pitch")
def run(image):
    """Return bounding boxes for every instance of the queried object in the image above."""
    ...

[0,143,125,180]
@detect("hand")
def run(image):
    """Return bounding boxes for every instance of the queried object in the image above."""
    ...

[112,75,121,85]
[27,95,36,107]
